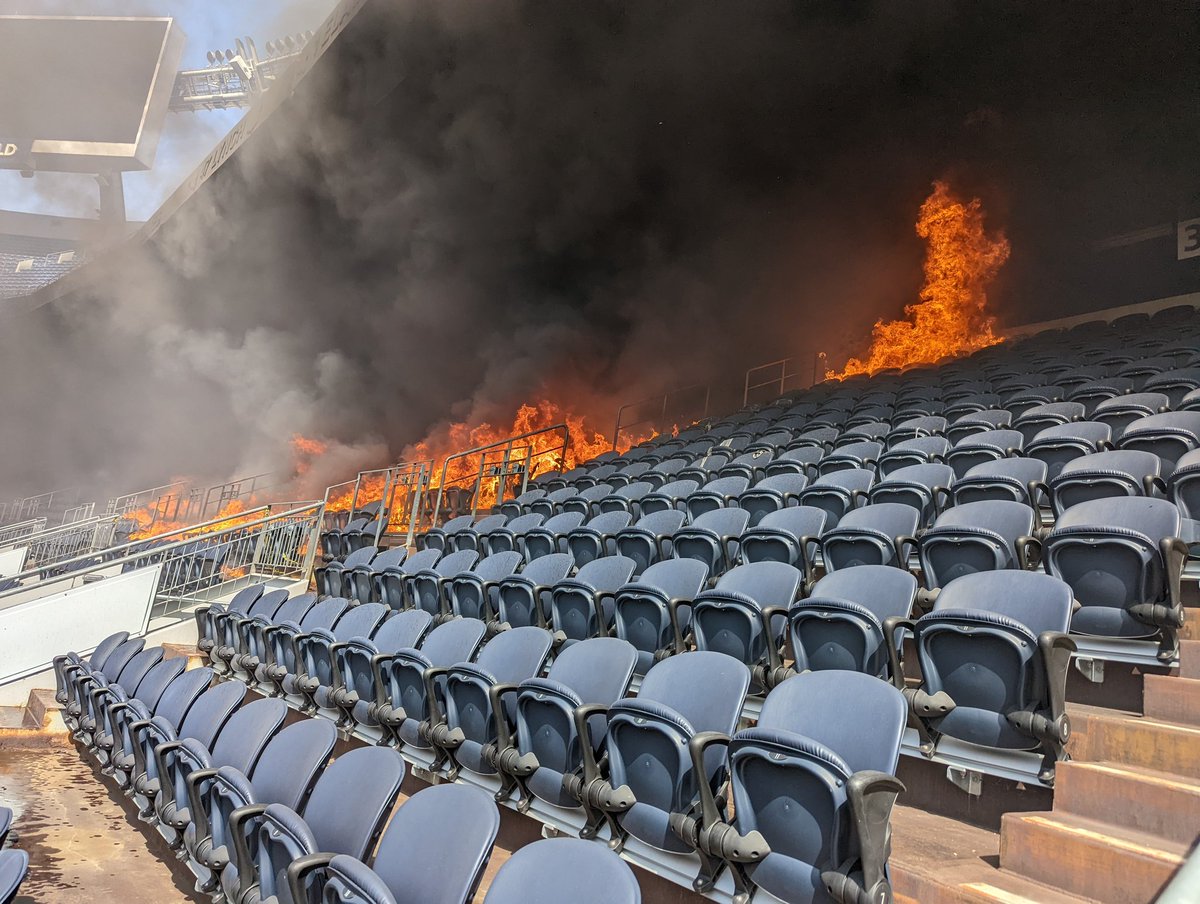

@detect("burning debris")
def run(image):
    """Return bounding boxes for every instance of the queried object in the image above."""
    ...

[830,181,1010,378]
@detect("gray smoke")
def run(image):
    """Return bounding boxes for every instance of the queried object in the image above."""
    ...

[0,0,1195,504]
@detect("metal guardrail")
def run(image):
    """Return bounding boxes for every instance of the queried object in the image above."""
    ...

[19,516,121,570]
[0,517,47,548]
[430,425,570,525]
[742,353,826,406]
[105,481,187,517]
[611,383,710,449]
[61,502,96,524]
[0,502,324,620]
[0,486,81,525]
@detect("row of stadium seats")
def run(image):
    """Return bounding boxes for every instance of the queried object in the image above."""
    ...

[0,805,27,904]
[51,631,644,904]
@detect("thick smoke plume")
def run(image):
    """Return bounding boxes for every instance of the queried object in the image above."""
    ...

[0,1,1196,505]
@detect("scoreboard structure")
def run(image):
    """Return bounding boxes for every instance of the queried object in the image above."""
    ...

[0,16,185,176]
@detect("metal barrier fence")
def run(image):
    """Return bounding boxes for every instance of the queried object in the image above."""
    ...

[61,502,96,524]
[321,462,432,548]
[742,353,826,406]
[0,486,81,525]
[0,517,48,549]
[20,516,122,569]
[430,425,570,526]
[611,382,710,449]
[0,502,324,620]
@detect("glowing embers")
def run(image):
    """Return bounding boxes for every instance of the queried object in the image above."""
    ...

[830,181,1010,378]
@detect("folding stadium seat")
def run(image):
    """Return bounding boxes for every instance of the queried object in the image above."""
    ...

[797,469,874,528]
[788,426,839,452]
[735,473,808,527]
[876,435,951,478]
[316,545,376,598]
[886,415,947,445]
[1012,401,1085,444]
[1043,497,1189,662]
[946,409,1013,444]
[1025,420,1112,480]
[952,457,1049,508]
[321,517,366,562]
[151,696,288,845]
[678,452,734,486]
[326,609,433,733]
[597,481,654,518]
[1003,386,1063,417]
[86,655,185,762]
[548,555,639,644]
[481,511,543,557]
[493,637,638,812]
[868,462,955,528]
[284,783,501,904]
[1118,411,1200,470]
[1169,448,1200,518]
[62,636,146,731]
[893,571,1074,782]
[494,554,575,631]
[347,546,407,604]
[568,651,750,848]
[372,547,439,611]
[220,746,405,904]
[423,626,555,779]
[788,565,919,679]
[690,561,803,690]
[53,629,130,705]
[561,484,615,519]
[672,507,750,576]
[1093,391,1170,438]
[344,519,386,554]
[522,511,586,560]
[1118,356,1177,388]
[1049,449,1164,515]
[211,589,290,673]
[499,488,546,520]
[817,440,884,477]
[527,487,575,519]
[610,558,711,672]
[764,446,823,480]
[482,838,640,904]
[918,500,1039,589]
[669,670,906,904]
[0,851,28,904]
[232,593,317,679]
[945,428,1024,479]
[1067,376,1135,416]
[71,643,167,739]
[449,513,509,553]
[256,596,351,697]
[442,551,524,622]
[746,429,793,455]
[682,475,749,521]
[609,461,655,488]
[613,509,687,574]
[194,584,264,657]
[129,680,245,818]
[407,549,480,618]
[644,457,689,488]
[294,602,391,713]
[375,618,488,750]
[819,502,920,572]
[1144,367,1200,407]
[105,666,214,788]
[841,423,892,445]
[421,514,476,553]
[566,510,634,565]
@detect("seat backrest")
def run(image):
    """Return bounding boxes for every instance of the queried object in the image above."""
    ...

[879,462,955,490]
[637,651,750,737]
[402,548,443,573]
[832,502,920,538]
[115,647,165,693]
[544,637,638,704]
[227,584,266,615]
[369,610,433,651]
[1059,449,1161,480]
[714,562,802,608]
[688,507,750,536]
[341,546,378,569]
[435,549,481,577]
[581,511,633,534]
[271,592,318,626]
[130,658,186,710]
[517,553,575,586]
[482,838,640,904]
[630,509,687,535]
[87,630,131,671]
[365,784,500,904]
[930,500,1036,541]
[651,479,700,500]
[697,475,749,496]
[209,697,288,775]
[100,638,146,682]
[572,555,638,592]
[414,618,488,665]
[300,598,352,631]
[746,474,808,496]
[332,603,390,642]
[178,681,245,748]
[757,670,906,775]
[962,456,1048,485]
[470,551,525,583]
[503,513,545,534]
[808,565,917,622]
[754,505,829,537]
[301,747,406,856]
[1054,495,1182,540]
[542,511,586,534]
[933,570,1073,637]
[638,558,710,601]
[369,547,409,572]
[805,468,876,494]
[473,626,555,684]
[154,667,215,723]
[250,717,339,809]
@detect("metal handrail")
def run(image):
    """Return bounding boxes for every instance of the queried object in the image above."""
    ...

[430,424,570,526]
[105,481,187,515]
[0,504,274,589]
[611,382,710,448]
[742,352,826,406]
[0,501,322,603]
[0,517,48,547]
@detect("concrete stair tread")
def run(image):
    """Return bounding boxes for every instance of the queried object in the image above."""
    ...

[1054,760,1200,845]
[1179,639,1200,678]
[1002,810,1187,904]
[1067,705,1200,779]
[1143,673,1200,725]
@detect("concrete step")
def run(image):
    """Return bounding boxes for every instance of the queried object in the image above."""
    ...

[1001,811,1186,904]
[1180,639,1200,679]
[1143,674,1200,726]
[1053,760,1200,845]
[1180,607,1200,641]
[1068,705,1200,779]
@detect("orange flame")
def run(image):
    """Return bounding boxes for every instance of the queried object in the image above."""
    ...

[124,497,261,541]
[829,180,1010,379]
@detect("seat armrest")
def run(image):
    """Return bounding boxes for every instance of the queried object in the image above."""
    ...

[286,852,338,904]
[759,605,789,672]
[687,732,733,826]
[487,683,522,752]
[882,617,918,690]
[370,654,395,709]
[666,598,694,656]
[1038,631,1076,722]
[184,766,221,841]
[229,803,271,894]
[842,770,905,897]
[572,703,610,784]
[1016,535,1042,570]
[422,667,451,726]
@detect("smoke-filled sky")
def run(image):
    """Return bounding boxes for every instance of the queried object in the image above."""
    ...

[0,0,1198,503]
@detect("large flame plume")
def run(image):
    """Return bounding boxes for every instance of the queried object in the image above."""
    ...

[830,181,1010,379]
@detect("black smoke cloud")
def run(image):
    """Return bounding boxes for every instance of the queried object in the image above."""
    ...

[0,0,1196,502]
